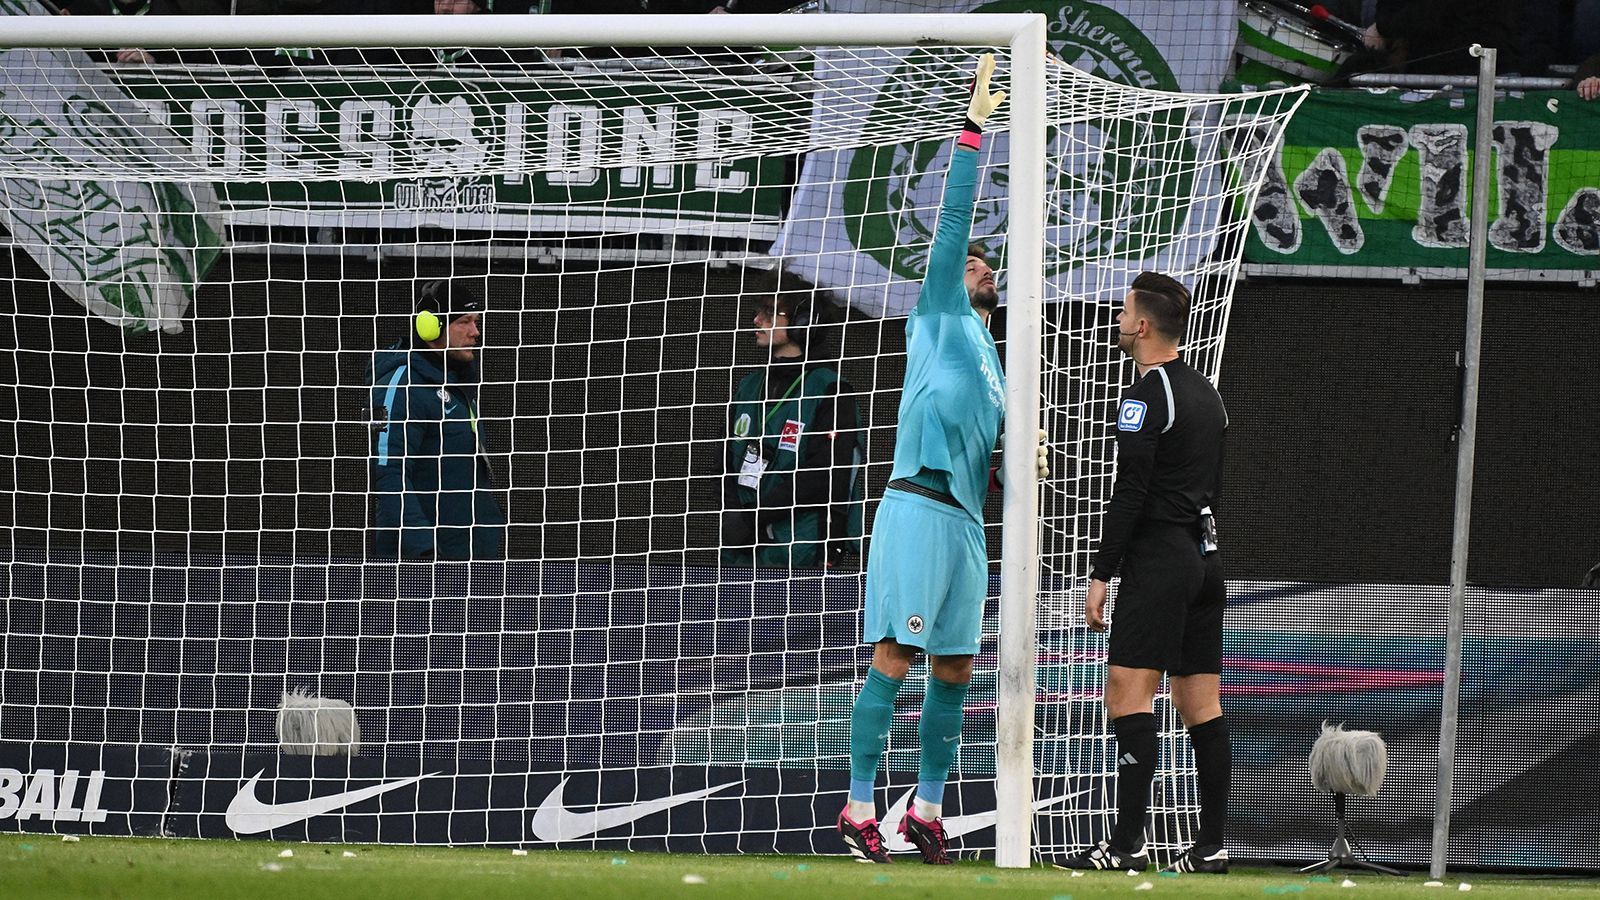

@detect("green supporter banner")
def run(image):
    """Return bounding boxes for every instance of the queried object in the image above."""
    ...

[1244,87,1600,273]
[117,68,791,240]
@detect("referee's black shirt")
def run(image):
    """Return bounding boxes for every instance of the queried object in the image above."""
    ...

[1090,357,1228,582]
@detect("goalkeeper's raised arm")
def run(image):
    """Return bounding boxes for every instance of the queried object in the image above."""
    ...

[913,51,1007,320]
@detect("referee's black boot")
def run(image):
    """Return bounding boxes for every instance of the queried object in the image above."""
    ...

[1165,844,1229,874]
[1052,839,1150,872]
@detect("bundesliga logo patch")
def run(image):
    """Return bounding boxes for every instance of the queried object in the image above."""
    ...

[778,419,804,452]
[1117,399,1148,431]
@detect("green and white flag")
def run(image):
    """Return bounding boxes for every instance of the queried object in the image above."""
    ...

[0,0,222,334]
[772,0,1239,316]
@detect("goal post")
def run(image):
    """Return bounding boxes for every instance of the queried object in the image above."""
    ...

[993,16,1046,872]
[0,10,1304,865]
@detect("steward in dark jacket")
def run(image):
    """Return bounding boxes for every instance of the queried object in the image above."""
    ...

[368,280,505,560]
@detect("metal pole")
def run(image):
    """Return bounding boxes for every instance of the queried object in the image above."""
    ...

[1350,72,1566,90]
[994,13,1047,870]
[1431,42,1494,882]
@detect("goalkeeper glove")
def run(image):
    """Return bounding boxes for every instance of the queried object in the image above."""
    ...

[990,428,1050,490]
[960,52,1008,150]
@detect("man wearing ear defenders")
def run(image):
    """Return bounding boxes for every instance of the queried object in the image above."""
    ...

[368,279,506,561]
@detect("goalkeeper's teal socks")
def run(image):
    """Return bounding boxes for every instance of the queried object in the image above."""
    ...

[915,676,969,817]
[848,667,904,815]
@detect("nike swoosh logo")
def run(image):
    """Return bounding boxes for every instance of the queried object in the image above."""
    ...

[225,770,436,835]
[879,786,1088,852]
[530,777,742,842]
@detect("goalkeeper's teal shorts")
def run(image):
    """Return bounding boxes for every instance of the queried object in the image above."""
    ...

[863,488,988,656]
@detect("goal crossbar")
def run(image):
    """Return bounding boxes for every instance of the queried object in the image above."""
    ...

[1,13,1042,49]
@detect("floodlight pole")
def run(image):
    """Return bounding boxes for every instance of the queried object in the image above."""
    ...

[1431,42,1495,883]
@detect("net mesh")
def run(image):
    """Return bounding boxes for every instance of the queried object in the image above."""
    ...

[0,33,1304,855]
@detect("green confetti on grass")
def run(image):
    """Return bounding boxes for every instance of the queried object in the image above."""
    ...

[771,871,789,880]
[976,874,997,883]
[1160,871,1181,878]
[795,864,810,872]
[1051,895,1073,900]
[609,857,626,866]
[874,873,891,884]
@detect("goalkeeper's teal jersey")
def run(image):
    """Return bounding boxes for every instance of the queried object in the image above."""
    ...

[888,146,1004,524]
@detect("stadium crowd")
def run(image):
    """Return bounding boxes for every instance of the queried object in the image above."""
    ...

[43,0,1600,97]
[1298,0,1600,88]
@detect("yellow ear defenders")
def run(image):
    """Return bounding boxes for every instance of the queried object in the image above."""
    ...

[415,280,445,343]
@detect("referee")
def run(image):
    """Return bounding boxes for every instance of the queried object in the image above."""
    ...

[1055,272,1232,875]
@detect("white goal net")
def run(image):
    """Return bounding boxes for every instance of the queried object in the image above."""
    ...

[0,11,1303,861]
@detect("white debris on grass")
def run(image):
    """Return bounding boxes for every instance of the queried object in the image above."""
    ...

[261,863,284,872]
[1425,881,1444,887]
[1134,881,1154,891]
[278,849,295,858]
[1459,885,1473,892]
[682,874,707,884]
[342,851,358,858]
[60,835,80,843]
[511,849,528,856]
[1341,879,1357,888]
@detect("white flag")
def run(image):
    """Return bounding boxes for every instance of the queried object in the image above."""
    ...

[0,0,223,334]
[772,0,1239,316]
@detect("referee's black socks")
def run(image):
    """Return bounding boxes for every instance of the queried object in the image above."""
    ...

[1187,715,1231,849]
[1111,712,1158,850]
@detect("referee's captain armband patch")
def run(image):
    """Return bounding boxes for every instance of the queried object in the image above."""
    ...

[1117,399,1148,432]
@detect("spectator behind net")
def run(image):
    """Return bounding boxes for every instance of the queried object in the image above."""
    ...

[1336,0,1519,81]
[721,270,863,569]
[368,279,506,561]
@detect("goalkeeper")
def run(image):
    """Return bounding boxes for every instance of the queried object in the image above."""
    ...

[837,53,1047,866]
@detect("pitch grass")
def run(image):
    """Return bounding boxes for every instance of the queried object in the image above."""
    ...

[2,834,1597,900]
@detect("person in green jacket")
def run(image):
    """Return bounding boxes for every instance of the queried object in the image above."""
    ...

[721,272,862,568]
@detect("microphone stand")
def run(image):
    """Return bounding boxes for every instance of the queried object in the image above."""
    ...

[1300,793,1407,876]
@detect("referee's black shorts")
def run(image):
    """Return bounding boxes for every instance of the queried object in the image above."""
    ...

[1107,522,1226,676]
